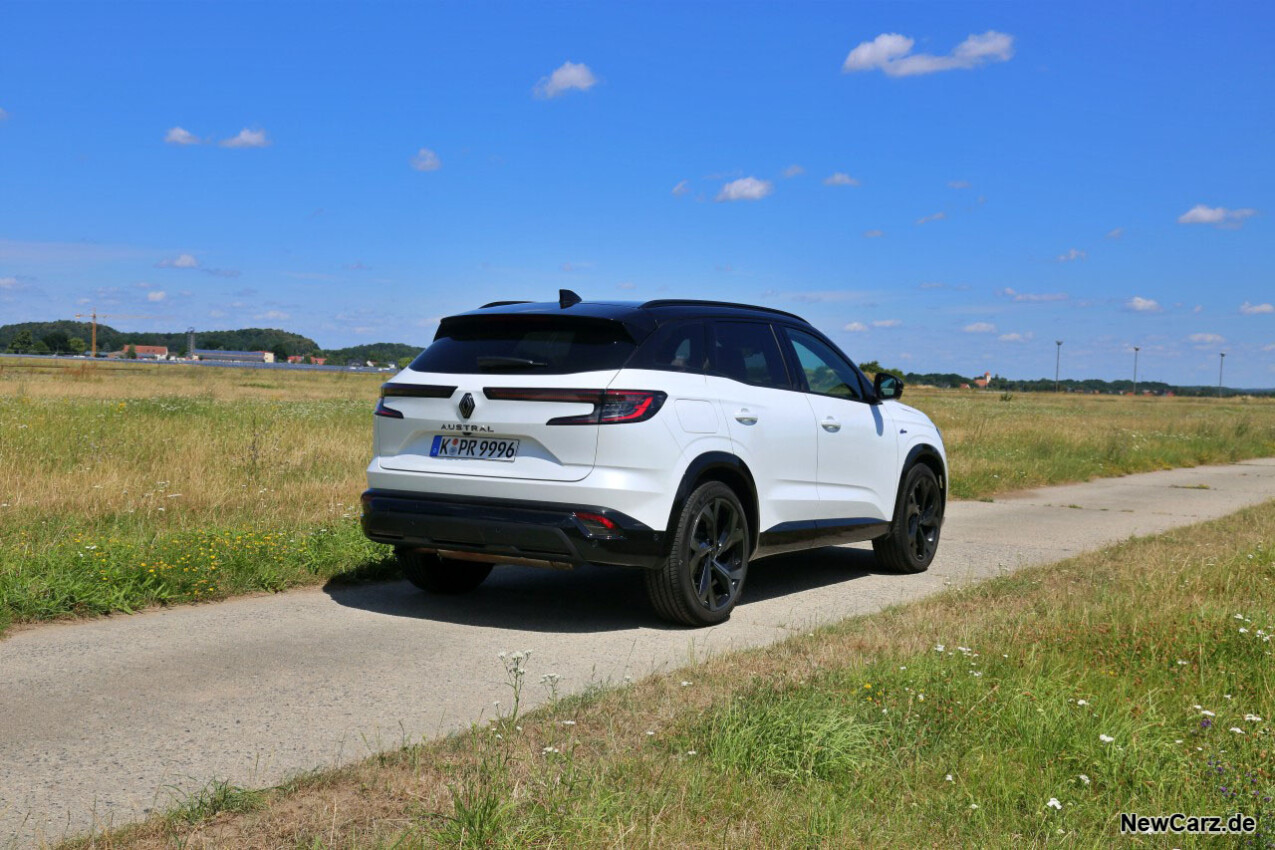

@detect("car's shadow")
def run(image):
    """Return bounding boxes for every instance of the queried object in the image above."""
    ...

[322,545,886,633]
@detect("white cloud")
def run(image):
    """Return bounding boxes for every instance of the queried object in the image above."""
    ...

[616,281,636,290]
[157,253,199,269]
[410,147,441,171]
[997,287,1068,303]
[964,322,996,333]
[872,319,901,328]
[221,128,269,148]
[782,164,804,178]
[1057,248,1086,262]
[916,212,946,225]
[671,179,690,196]
[1240,301,1274,315]
[0,107,8,121]
[147,290,166,302]
[534,61,598,98]
[947,180,971,190]
[1127,296,1161,312]
[919,282,945,290]
[1189,332,1225,346]
[843,30,1014,77]
[1106,227,1124,239]
[823,172,860,187]
[1263,343,1275,352]
[164,126,199,145]
[862,229,884,239]
[999,332,1034,342]
[844,321,868,332]
[716,177,773,202]
[0,276,17,289]
[1178,204,1257,228]
[1194,304,1204,313]
[256,310,290,321]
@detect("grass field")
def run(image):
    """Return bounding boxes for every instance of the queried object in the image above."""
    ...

[2,357,1274,634]
[66,495,1275,848]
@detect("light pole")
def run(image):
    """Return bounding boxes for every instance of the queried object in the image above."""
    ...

[1055,340,1063,393]
[1133,346,1140,396]
[1218,352,1226,397]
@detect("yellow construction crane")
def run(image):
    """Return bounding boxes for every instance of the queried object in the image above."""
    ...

[72,312,164,358]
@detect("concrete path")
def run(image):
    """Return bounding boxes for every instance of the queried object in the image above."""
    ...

[3,459,1274,847]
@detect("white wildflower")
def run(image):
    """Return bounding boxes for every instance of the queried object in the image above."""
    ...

[1078,774,1090,785]
[1100,734,1115,744]
[1047,798,1063,810]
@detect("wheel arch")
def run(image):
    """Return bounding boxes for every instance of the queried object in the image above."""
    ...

[667,452,760,552]
[902,443,948,510]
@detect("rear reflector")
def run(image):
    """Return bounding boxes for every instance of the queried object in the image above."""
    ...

[483,388,667,425]
[572,511,620,538]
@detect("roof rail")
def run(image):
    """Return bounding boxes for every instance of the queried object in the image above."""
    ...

[479,300,533,309]
[639,299,810,323]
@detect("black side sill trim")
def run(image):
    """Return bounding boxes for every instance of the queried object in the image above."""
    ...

[755,517,889,560]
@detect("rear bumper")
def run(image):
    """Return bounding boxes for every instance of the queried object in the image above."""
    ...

[360,489,666,569]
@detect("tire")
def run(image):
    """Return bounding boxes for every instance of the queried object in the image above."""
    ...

[397,549,493,594]
[872,464,944,574]
[645,481,750,626]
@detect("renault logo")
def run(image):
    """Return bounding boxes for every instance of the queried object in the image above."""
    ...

[458,392,475,419]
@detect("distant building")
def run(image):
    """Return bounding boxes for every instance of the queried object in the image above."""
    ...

[286,354,327,365]
[973,371,992,389]
[191,349,275,363]
[109,345,169,360]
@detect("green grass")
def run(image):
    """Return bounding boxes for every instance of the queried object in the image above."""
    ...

[0,518,395,634]
[71,500,1275,849]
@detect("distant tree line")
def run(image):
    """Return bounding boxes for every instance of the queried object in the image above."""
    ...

[0,320,424,367]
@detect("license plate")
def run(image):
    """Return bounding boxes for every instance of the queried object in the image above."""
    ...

[429,435,520,461]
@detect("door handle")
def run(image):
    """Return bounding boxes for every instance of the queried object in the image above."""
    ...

[821,417,841,433]
[734,409,758,425]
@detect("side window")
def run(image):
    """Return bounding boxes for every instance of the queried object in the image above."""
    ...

[627,320,709,373]
[710,321,791,389]
[784,328,866,401]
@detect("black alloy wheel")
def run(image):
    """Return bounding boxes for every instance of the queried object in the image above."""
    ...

[873,464,944,574]
[646,481,750,626]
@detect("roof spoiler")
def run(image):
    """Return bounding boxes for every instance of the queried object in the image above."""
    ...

[559,289,582,309]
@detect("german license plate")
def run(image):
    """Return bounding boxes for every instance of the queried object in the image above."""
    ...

[429,435,520,461]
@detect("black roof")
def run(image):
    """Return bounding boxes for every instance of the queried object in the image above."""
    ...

[457,297,812,329]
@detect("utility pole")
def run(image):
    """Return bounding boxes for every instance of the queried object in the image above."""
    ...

[1055,340,1063,393]
[1133,346,1140,396]
[1218,352,1226,397]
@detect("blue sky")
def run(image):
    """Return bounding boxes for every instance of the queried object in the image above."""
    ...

[1,2,1272,385]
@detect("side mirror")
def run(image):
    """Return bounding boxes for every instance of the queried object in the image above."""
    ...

[874,372,904,401]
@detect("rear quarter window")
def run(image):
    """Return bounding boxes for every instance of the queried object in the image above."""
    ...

[627,320,709,373]
[409,316,637,375]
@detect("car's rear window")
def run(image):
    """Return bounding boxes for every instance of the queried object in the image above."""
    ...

[409,316,638,374]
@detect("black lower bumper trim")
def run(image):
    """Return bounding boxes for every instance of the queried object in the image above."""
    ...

[360,489,665,569]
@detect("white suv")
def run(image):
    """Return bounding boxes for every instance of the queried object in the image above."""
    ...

[362,293,947,625]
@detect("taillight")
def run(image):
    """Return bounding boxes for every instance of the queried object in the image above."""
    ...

[483,388,666,425]
[381,383,456,399]
[373,398,403,419]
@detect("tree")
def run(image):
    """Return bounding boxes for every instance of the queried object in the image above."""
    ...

[271,344,290,363]
[6,330,34,353]
[125,344,137,360]
[858,360,904,380]
[68,337,87,356]
[41,331,69,353]
[32,339,51,355]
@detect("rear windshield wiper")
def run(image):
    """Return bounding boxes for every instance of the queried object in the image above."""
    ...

[476,355,549,371]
